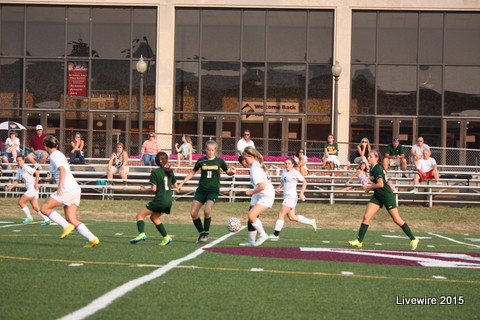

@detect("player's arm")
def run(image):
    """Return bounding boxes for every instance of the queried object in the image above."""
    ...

[246,181,265,196]
[177,169,198,192]
[34,170,40,190]
[299,179,307,201]
[362,176,383,191]
[56,166,66,196]
[275,180,284,193]
[6,180,19,191]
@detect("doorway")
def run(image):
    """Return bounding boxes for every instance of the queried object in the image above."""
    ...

[376,118,416,146]
[88,113,129,158]
[445,119,480,166]
[264,115,305,156]
[199,115,237,154]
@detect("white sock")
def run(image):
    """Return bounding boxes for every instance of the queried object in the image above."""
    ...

[297,215,312,225]
[21,206,33,219]
[248,230,257,243]
[36,211,50,222]
[252,219,267,238]
[48,211,70,228]
[76,223,96,242]
[274,219,285,232]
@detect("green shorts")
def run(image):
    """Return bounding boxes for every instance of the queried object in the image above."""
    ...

[194,187,219,204]
[369,194,397,210]
[146,201,172,214]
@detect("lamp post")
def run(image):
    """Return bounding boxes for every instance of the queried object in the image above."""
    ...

[136,54,147,153]
[331,60,342,139]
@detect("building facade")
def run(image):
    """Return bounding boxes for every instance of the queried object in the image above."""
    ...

[1,1,479,163]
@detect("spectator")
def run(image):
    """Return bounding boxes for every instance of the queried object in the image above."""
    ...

[141,132,161,166]
[69,132,86,164]
[323,134,340,170]
[345,161,370,187]
[27,125,48,165]
[2,131,21,164]
[175,134,194,167]
[353,138,371,168]
[294,148,308,177]
[107,142,129,186]
[410,136,430,168]
[383,138,408,175]
[411,149,442,192]
[237,129,255,159]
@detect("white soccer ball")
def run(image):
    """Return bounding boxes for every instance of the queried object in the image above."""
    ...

[226,217,241,232]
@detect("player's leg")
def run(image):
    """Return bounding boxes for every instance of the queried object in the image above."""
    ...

[64,204,98,247]
[349,202,380,247]
[270,205,289,240]
[199,198,216,242]
[248,204,270,246]
[30,197,51,224]
[40,196,73,237]
[387,207,418,250]
[151,213,172,246]
[130,206,153,243]
[18,195,34,223]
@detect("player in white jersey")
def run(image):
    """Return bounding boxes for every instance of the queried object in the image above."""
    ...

[39,135,100,247]
[240,146,275,247]
[269,158,317,240]
[5,155,51,225]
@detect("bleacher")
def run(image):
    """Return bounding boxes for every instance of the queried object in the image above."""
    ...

[1,157,479,207]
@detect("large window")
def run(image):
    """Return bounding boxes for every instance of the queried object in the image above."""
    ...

[351,11,480,146]
[174,8,334,141]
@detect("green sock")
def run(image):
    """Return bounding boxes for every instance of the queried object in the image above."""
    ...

[156,223,167,237]
[204,217,211,233]
[193,218,204,233]
[401,222,415,240]
[137,220,145,234]
[358,223,369,242]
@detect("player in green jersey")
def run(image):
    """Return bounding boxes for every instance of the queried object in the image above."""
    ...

[130,152,177,246]
[348,150,419,250]
[177,140,236,243]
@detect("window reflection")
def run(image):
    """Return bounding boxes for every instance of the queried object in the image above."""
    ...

[267,11,307,62]
[377,65,416,115]
[175,61,199,113]
[419,13,443,64]
[419,65,442,115]
[351,11,376,63]
[308,11,333,63]
[67,7,91,58]
[200,62,240,112]
[91,60,129,110]
[132,9,157,58]
[444,66,480,116]
[351,65,375,115]
[243,10,266,61]
[267,63,306,113]
[242,63,265,111]
[0,59,22,108]
[92,8,130,58]
[27,6,65,57]
[175,9,200,60]
[202,9,241,61]
[26,60,64,108]
[308,64,332,114]
[1,6,24,56]
[445,13,480,65]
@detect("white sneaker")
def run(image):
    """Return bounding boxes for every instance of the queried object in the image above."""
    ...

[268,234,279,241]
[436,181,442,185]
[254,234,269,247]
[239,241,255,247]
[410,188,419,193]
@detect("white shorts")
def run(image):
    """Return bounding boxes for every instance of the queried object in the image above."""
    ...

[389,159,401,166]
[50,186,81,207]
[108,165,130,174]
[326,155,341,166]
[250,192,275,208]
[282,197,298,208]
[24,187,39,200]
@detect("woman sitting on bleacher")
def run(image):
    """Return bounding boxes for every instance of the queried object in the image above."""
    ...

[107,142,129,185]
[2,131,20,164]
[69,132,86,164]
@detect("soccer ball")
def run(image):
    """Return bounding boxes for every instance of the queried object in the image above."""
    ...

[226,217,241,232]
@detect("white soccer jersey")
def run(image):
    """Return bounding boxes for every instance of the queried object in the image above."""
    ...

[417,157,437,172]
[249,161,274,196]
[16,165,36,189]
[49,150,79,190]
[281,168,304,199]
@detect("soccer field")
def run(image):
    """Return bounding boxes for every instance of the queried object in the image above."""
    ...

[1,207,479,320]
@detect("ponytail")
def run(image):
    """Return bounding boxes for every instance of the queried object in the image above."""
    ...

[242,146,268,172]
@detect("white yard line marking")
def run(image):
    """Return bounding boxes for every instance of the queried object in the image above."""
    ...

[0,222,42,228]
[59,227,244,320]
[429,232,480,248]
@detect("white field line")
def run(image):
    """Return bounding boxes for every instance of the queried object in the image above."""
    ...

[58,227,245,320]
[429,232,480,248]
[0,222,42,228]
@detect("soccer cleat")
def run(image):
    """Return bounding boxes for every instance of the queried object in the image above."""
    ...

[254,234,269,247]
[348,239,363,248]
[196,233,209,243]
[239,241,255,247]
[130,232,147,244]
[160,235,173,246]
[84,237,100,248]
[410,237,419,250]
[312,219,318,232]
[42,220,52,226]
[268,234,279,241]
[60,224,75,239]
[22,218,33,224]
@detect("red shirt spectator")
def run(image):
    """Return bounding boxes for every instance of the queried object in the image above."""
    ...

[27,125,48,164]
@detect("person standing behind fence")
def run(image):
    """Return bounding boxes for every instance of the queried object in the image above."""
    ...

[175,134,194,167]
[6,155,52,225]
[107,142,129,186]
[353,138,371,169]
[410,137,429,168]
[141,132,161,166]
[177,140,236,243]
[383,138,407,175]
[294,149,308,177]
[40,135,99,247]
[348,150,419,250]
[69,132,86,164]
[240,146,275,247]
[2,131,20,164]
[323,134,340,170]
[27,125,48,166]
[237,129,255,160]
[269,157,316,241]
[130,152,177,246]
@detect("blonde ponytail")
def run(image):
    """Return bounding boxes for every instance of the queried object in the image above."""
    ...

[242,146,268,172]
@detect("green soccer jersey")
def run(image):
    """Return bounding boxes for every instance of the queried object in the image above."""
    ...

[193,156,228,192]
[385,143,404,157]
[323,142,339,154]
[149,168,177,206]
[369,164,393,199]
